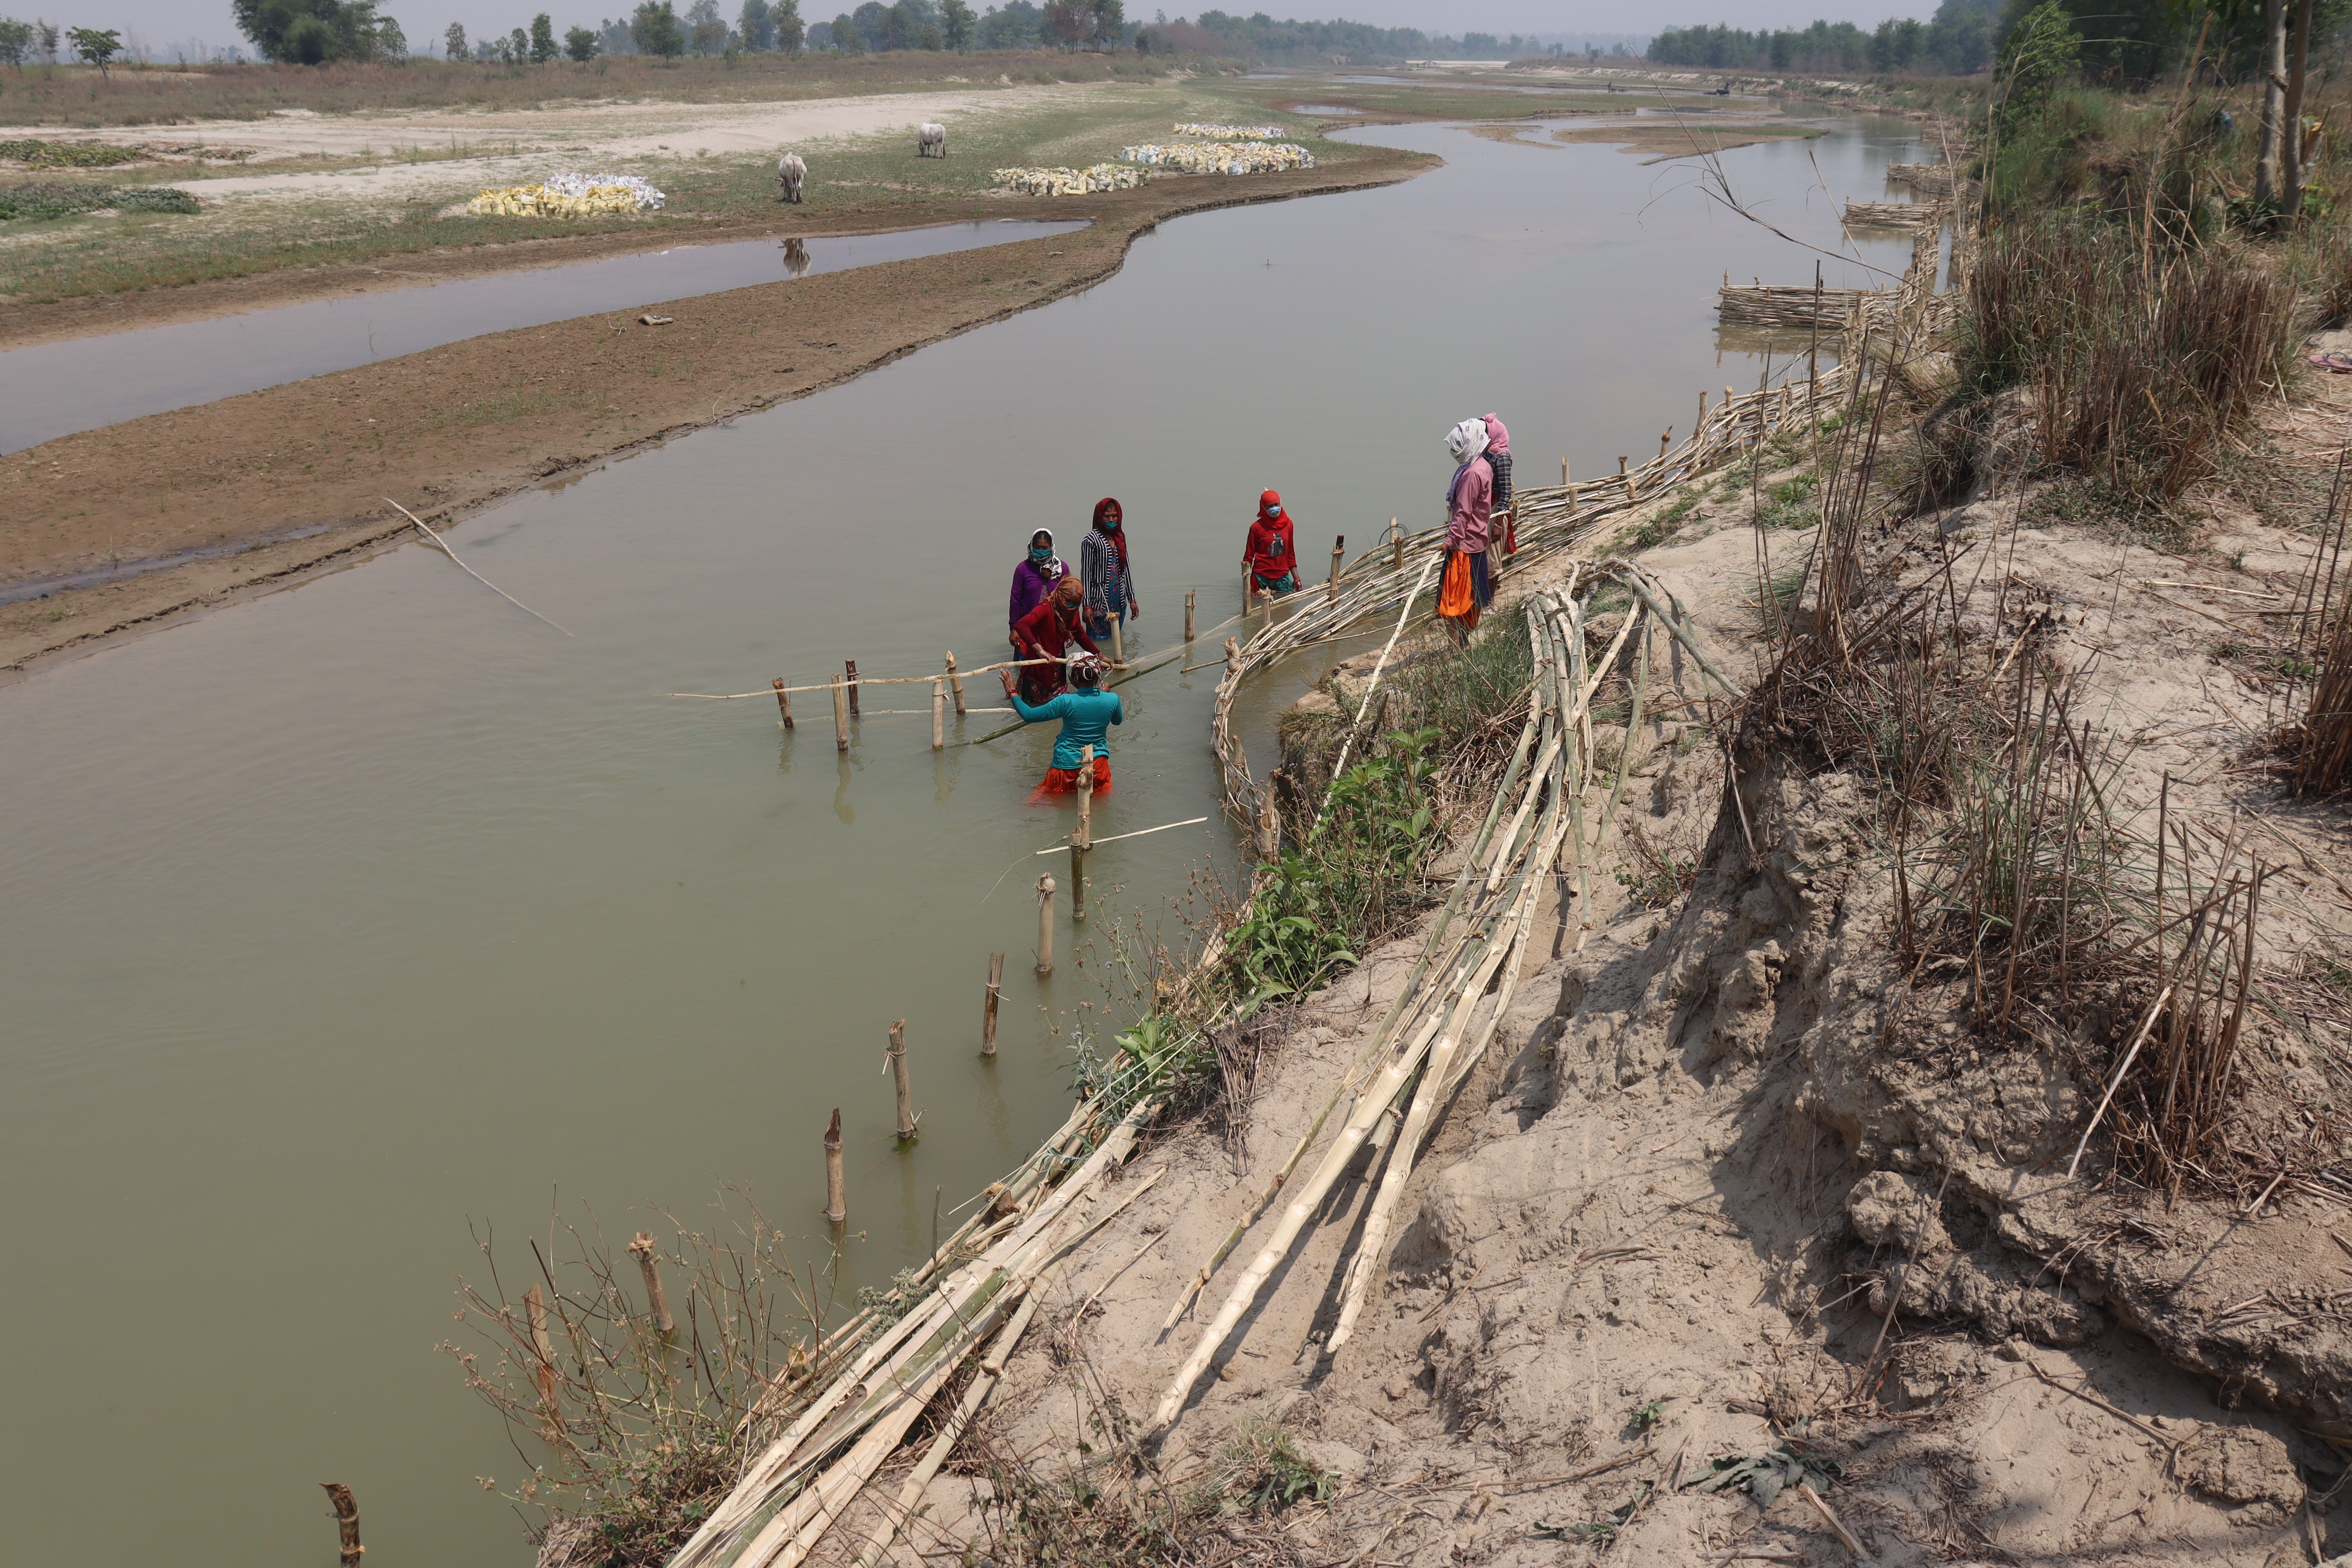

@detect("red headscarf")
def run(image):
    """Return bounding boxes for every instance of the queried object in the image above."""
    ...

[1092,496,1128,571]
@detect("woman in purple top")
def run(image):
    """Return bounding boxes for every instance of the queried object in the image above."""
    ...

[1009,528,1069,631]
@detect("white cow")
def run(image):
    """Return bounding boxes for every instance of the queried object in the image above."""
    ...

[916,122,947,158]
[777,152,807,203]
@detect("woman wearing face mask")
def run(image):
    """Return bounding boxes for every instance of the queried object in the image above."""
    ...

[1010,570,1100,705]
[1437,418,1494,639]
[1482,412,1515,558]
[1079,497,1140,645]
[1009,528,1069,631]
[1242,489,1298,599]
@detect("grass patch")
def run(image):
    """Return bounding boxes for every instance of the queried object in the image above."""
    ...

[0,182,199,220]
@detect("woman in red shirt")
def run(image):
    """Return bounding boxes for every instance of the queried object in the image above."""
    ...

[1009,572,1100,704]
[1243,489,1299,599]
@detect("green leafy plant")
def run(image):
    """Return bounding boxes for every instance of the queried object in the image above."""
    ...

[1627,1397,1667,1433]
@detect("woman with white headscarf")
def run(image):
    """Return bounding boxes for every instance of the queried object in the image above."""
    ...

[1437,417,1494,637]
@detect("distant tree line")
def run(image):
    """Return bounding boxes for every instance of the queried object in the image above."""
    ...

[1129,12,1596,63]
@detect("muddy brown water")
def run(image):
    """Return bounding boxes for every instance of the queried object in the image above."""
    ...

[0,117,1924,1566]
[0,219,1087,454]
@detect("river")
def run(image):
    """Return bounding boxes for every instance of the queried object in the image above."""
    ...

[0,113,1924,1566]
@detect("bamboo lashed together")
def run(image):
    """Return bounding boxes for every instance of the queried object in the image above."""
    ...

[823,1108,846,1223]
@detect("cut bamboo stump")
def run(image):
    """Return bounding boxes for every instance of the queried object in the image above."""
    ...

[1328,534,1345,604]
[772,677,794,730]
[1035,875,1055,975]
[1183,589,1196,642]
[1070,841,1086,920]
[844,659,860,717]
[321,1483,363,1568]
[627,1231,676,1335]
[945,652,965,715]
[888,1020,919,1143]
[1223,636,1240,681]
[1389,517,1403,573]
[1110,616,1125,668]
[982,953,1004,1057]
[823,1107,846,1223]
[931,678,946,750]
[1073,745,1094,920]
[830,675,848,753]
[1258,768,1282,862]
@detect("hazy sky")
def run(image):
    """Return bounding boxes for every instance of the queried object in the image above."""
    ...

[86,0,1939,65]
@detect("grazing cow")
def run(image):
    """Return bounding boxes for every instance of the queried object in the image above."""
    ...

[916,122,947,158]
[777,152,807,203]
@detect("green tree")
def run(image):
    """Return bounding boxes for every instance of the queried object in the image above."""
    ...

[67,22,118,69]
[1087,0,1119,48]
[233,0,393,61]
[737,0,770,47]
[632,0,684,53]
[528,11,556,57]
[938,0,970,48]
[829,8,858,48]
[686,0,726,50]
[1994,0,2080,134]
[0,17,34,65]
[442,18,465,56]
[564,21,599,56]
[1042,0,1083,47]
[774,0,802,52]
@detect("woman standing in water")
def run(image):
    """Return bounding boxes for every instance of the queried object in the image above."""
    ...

[1008,528,1069,630]
[1242,489,1299,599]
[1079,498,1140,647]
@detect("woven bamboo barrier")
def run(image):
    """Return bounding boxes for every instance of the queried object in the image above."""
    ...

[1887,162,1956,194]
[1844,199,1946,232]
[1717,283,1877,331]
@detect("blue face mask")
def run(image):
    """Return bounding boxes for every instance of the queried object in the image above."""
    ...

[1029,545,1054,567]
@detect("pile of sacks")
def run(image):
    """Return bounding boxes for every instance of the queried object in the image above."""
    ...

[1119,141,1315,175]
[467,172,666,218]
[1172,122,1285,140]
[990,164,1148,196]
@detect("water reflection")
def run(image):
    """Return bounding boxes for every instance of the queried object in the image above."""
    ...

[784,236,812,279]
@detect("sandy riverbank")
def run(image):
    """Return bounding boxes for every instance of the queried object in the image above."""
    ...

[0,145,1429,675]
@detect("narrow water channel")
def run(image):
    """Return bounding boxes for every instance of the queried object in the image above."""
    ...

[0,116,1923,1567]
[0,219,1087,453]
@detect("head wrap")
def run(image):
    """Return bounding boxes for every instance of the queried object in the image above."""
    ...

[1091,497,1129,571]
[1446,419,1489,465]
[1482,412,1510,456]
[1069,651,1106,686]
[1259,489,1283,519]
[1028,528,1058,568]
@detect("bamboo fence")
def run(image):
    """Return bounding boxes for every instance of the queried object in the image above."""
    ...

[1717,282,1877,331]
[1887,161,1956,195]
[667,221,1956,1568]
[1844,199,1947,232]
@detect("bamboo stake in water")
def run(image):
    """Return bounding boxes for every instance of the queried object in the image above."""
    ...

[1390,517,1404,572]
[1619,455,1633,500]
[1184,588,1196,642]
[628,1231,676,1335]
[982,953,1004,1057]
[830,675,848,753]
[888,1020,919,1143]
[931,678,946,750]
[524,1283,558,1432]
[823,1108,846,1223]
[945,652,965,715]
[1110,616,1125,668]
[1224,635,1240,680]
[1658,427,1672,462]
[1328,534,1346,603]
[1258,769,1282,862]
[1076,744,1094,849]
[1034,875,1055,975]
[772,677,795,730]
[844,659,860,717]
[321,1484,363,1568]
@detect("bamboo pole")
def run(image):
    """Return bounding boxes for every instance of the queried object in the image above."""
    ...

[321,1484,363,1568]
[931,679,946,750]
[1184,589,1196,642]
[1075,744,1094,849]
[1808,259,1822,405]
[1658,428,1671,463]
[982,953,1003,1057]
[830,675,848,752]
[1389,517,1403,572]
[1328,534,1346,603]
[525,1283,557,1426]
[945,652,965,715]
[1618,455,1632,501]
[1224,636,1240,679]
[844,660,860,717]
[772,677,795,729]
[628,1231,677,1335]
[1109,616,1126,668]
[1258,769,1282,861]
[1034,875,1055,975]
[824,1109,846,1223]
[889,1020,919,1143]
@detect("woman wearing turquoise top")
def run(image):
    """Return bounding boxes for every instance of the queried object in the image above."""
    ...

[999,652,1123,795]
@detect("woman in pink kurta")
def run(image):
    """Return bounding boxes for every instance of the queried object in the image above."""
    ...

[1440,417,1494,635]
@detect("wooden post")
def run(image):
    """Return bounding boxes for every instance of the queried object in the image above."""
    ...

[1618,455,1633,501]
[772,677,795,730]
[888,1019,919,1142]
[931,678,946,751]
[1110,616,1125,668]
[1658,428,1672,462]
[524,1283,557,1414]
[1035,874,1055,975]
[1070,841,1087,920]
[1696,389,1708,437]
[1561,457,1569,487]
[1808,259,1822,406]
[830,674,848,752]
[1389,517,1403,573]
[844,659,860,717]
[1183,589,1196,642]
[1075,744,1094,849]
[823,1107,846,1223]
[320,1485,363,1568]
[627,1232,675,1335]
[1257,769,1282,861]
[1223,636,1240,681]
[1565,459,1577,510]
[982,953,1004,1056]
[945,652,966,715]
